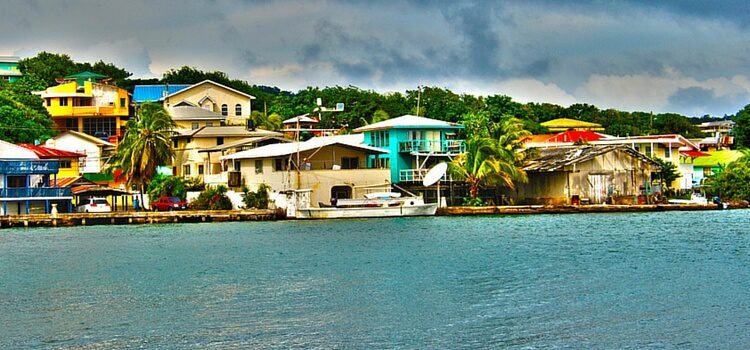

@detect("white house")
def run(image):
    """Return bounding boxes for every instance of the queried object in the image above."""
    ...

[45,130,115,174]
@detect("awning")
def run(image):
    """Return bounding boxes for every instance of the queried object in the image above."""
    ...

[680,150,711,158]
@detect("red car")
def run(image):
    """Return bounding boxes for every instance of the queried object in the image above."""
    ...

[151,196,189,211]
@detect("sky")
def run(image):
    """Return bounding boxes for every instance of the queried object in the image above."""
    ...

[2,0,750,117]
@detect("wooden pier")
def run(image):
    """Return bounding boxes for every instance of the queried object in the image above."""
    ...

[437,203,741,216]
[0,209,279,229]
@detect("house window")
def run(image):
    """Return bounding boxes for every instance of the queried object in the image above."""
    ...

[120,98,126,108]
[6,175,26,188]
[59,160,72,169]
[377,158,390,169]
[221,104,228,116]
[206,122,213,127]
[59,97,68,106]
[83,117,116,138]
[341,157,359,169]
[183,165,191,176]
[664,147,671,159]
[216,137,224,145]
[274,158,288,171]
[198,164,204,175]
[255,159,263,174]
[235,104,242,116]
[173,139,179,148]
[645,146,652,156]
[370,131,390,147]
[65,118,78,131]
[192,122,199,130]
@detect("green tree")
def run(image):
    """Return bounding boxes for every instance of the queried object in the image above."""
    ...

[0,78,55,143]
[733,104,750,148]
[241,183,270,209]
[18,52,78,86]
[111,102,176,208]
[650,157,680,191]
[705,150,750,201]
[449,137,527,201]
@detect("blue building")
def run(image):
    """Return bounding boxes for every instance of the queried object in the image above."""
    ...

[354,115,464,184]
[0,141,72,215]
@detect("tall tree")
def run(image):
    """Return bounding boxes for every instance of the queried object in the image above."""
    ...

[449,137,527,201]
[733,104,750,149]
[0,77,55,143]
[111,103,176,208]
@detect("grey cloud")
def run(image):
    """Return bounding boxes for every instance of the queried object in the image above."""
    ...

[667,87,748,116]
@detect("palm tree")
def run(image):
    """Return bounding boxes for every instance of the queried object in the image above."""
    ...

[496,117,532,166]
[111,102,176,209]
[450,137,527,200]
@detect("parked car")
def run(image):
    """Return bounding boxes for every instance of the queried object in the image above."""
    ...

[76,197,112,213]
[151,196,189,211]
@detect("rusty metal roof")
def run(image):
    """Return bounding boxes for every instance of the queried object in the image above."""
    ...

[524,145,660,172]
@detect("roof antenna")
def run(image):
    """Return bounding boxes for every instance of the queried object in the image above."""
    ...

[416,85,422,117]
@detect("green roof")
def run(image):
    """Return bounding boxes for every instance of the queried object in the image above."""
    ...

[64,71,108,85]
[693,150,743,167]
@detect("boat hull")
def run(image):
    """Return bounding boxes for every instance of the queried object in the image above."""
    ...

[296,203,438,219]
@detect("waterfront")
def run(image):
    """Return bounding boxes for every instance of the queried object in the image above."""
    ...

[1,211,749,349]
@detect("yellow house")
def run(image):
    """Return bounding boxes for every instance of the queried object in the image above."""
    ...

[163,80,255,127]
[34,72,130,141]
[172,125,286,184]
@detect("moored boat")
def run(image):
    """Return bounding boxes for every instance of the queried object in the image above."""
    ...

[296,193,438,219]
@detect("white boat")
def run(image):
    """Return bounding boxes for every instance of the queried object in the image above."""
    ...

[668,193,709,205]
[296,194,438,219]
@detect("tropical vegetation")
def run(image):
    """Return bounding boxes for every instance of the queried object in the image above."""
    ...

[190,185,233,210]
[241,184,271,209]
[147,174,187,201]
[110,102,175,208]
[704,150,750,201]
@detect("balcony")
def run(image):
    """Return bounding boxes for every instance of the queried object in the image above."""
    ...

[1,187,72,198]
[399,169,451,183]
[0,160,60,175]
[70,106,116,116]
[398,140,465,154]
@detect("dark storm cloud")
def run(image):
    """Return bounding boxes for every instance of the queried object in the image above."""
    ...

[1,0,748,115]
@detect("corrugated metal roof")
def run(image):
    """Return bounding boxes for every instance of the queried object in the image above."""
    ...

[283,114,318,124]
[133,84,191,103]
[18,144,86,158]
[222,134,388,160]
[354,115,463,133]
[693,150,744,167]
[524,145,659,172]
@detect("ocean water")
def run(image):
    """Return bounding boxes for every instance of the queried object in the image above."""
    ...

[1,211,749,349]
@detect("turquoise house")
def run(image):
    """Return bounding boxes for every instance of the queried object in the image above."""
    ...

[0,56,22,83]
[354,115,464,184]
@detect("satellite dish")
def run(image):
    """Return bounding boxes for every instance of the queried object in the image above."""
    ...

[423,162,448,187]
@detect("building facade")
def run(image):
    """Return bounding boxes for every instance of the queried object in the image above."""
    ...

[354,115,464,184]
[34,72,130,141]
[0,56,22,83]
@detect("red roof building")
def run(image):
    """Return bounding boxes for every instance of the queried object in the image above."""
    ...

[18,144,86,159]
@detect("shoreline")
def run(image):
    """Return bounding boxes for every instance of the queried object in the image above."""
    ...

[0,203,745,229]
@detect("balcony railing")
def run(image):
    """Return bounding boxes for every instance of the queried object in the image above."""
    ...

[0,160,60,175]
[398,140,465,154]
[1,187,71,198]
[70,106,116,116]
[399,169,452,183]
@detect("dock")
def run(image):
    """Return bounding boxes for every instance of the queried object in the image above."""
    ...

[437,203,739,216]
[0,209,279,229]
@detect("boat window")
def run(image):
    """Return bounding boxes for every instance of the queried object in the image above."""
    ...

[331,185,352,200]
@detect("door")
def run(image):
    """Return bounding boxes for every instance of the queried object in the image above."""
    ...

[588,174,611,204]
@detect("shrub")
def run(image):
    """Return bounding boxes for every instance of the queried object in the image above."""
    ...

[190,185,233,210]
[241,183,270,209]
[147,174,187,200]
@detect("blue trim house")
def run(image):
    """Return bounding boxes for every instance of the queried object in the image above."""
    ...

[354,115,464,184]
[0,141,72,215]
